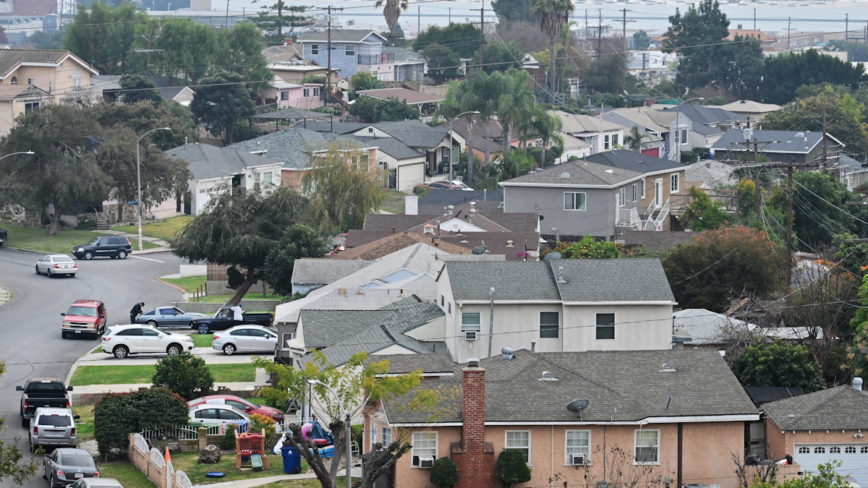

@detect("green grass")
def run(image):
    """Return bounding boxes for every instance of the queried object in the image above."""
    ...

[72,404,95,443]
[192,334,213,348]
[97,461,154,488]
[91,346,101,354]
[69,363,257,386]
[2,226,158,254]
[380,190,407,214]
[172,451,309,485]
[112,215,194,241]
[198,292,282,303]
[161,275,207,293]
[258,480,343,487]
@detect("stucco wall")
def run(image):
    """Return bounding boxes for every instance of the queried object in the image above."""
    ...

[764,417,868,460]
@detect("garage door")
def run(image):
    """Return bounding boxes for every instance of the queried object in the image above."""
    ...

[794,444,868,486]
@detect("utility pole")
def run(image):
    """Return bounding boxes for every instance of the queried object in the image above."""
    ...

[225,0,230,28]
[585,10,589,41]
[471,1,485,69]
[418,6,421,39]
[597,10,603,59]
[753,7,756,30]
[642,52,646,71]
[449,7,451,24]
[787,17,791,51]
[727,137,782,221]
[786,165,794,288]
[138,34,161,77]
[823,107,828,166]
[618,8,634,53]
[846,13,849,41]
[325,5,343,105]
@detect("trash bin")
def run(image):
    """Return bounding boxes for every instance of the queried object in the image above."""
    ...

[281,446,302,474]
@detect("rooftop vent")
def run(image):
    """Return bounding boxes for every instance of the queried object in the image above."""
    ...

[506,240,514,247]
[795,132,804,138]
[605,169,615,174]
[557,266,566,283]
[559,172,570,178]
[855,377,864,391]
[501,347,514,360]
[338,288,347,296]
[468,358,480,367]
[540,371,558,381]
[660,363,676,372]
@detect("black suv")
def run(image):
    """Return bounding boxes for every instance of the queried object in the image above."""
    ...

[72,236,132,260]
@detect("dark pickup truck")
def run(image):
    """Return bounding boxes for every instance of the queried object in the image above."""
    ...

[0,228,6,247]
[17,378,73,428]
[190,307,274,334]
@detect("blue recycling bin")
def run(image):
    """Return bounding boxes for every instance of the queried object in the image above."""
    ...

[281,446,302,474]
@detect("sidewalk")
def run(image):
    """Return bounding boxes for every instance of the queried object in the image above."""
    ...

[77,347,268,365]
[193,473,318,488]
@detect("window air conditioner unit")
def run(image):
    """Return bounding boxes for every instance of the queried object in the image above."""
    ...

[570,454,587,466]
[464,330,479,340]
[419,457,435,468]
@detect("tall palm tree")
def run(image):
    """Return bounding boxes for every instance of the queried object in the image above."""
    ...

[498,69,536,154]
[530,0,574,102]
[623,126,650,151]
[438,76,482,184]
[375,0,409,38]
[480,71,511,166]
[531,109,563,168]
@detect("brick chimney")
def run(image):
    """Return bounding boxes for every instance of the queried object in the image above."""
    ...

[452,358,495,487]
[284,38,293,46]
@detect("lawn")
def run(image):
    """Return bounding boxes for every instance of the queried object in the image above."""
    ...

[2,226,158,254]
[258,480,345,487]
[192,333,213,348]
[379,190,407,214]
[72,404,95,443]
[161,275,207,294]
[91,346,101,354]
[172,451,309,485]
[97,461,154,488]
[113,215,194,241]
[69,363,257,386]
[199,292,282,303]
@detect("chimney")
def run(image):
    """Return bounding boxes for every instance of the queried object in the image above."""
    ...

[405,195,418,215]
[284,38,293,46]
[455,358,494,486]
[855,378,864,391]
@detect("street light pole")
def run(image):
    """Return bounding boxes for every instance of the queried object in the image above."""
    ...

[673,97,703,164]
[0,151,34,162]
[136,127,172,251]
[308,379,352,488]
[449,111,480,184]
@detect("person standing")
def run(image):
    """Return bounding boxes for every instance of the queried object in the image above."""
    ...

[231,303,243,321]
[130,302,144,324]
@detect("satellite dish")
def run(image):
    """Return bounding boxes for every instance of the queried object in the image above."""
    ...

[567,399,589,413]
[471,245,487,255]
[543,252,562,262]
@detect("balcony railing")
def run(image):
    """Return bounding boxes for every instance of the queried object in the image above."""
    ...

[358,53,395,65]
[669,189,738,214]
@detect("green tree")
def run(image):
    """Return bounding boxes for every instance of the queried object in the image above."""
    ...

[477,150,535,190]
[421,43,461,83]
[94,388,189,457]
[301,141,386,233]
[170,187,310,305]
[760,50,867,105]
[497,69,536,152]
[662,226,785,312]
[679,187,729,230]
[349,96,420,123]
[261,224,330,296]
[26,29,63,50]
[492,0,533,23]
[496,450,532,488]
[376,0,409,38]
[151,19,217,85]
[632,30,651,50]
[191,70,256,145]
[430,457,459,488]
[217,22,273,90]
[530,0,574,99]
[478,71,513,165]
[829,40,868,62]
[729,342,826,392]
[530,108,563,168]
[473,40,526,74]
[92,100,199,151]
[414,23,481,58]
[63,0,147,74]
[0,361,39,485]
[119,74,163,106]
[623,126,651,151]
[719,35,764,100]
[562,235,620,259]
[251,1,311,44]
[351,71,384,91]
[753,462,851,488]
[152,352,214,400]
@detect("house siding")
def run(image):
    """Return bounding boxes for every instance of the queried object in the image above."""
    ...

[763,417,866,460]
[503,186,617,238]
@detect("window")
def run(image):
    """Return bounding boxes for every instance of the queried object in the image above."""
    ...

[311,44,319,55]
[539,312,559,339]
[313,87,320,97]
[382,427,392,445]
[303,88,310,98]
[814,447,826,454]
[282,333,296,348]
[10,76,17,84]
[73,77,82,89]
[116,329,142,336]
[411,432,437,467]
[346,45,355,56]
[263,171,273,186]
[231,329,250,336]
[634,430,659,464]
[506,431,531,464]
[27,78,34,85]
[565,431,591,465]
[142,328,159,336]
[612,134,619,147]
[596,313,615,340]
[641,178,646,198]
[448,302,451,314]
[219,409,243,420]
[461,312,481,336]
[248,329,270,337]
[254,172,261,189]
[862,447,868,454]
[798,446,810,454]
[670,174,679,193]
[441,295,445,306]
[280,91,289,101]
[565,192,586,211]
[830,447,841,454]
[195,409,220,419]
[619,188,626,207]
[371,70,378,77]
[604,134,610,150]
[680,129,688,145]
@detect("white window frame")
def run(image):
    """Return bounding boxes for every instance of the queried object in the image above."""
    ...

[604,134,610,150]
[313,87,320,97]
[634,429,660,464]
[641,178,646,199]
[461,312,481,336]
[346,44,355,56]
[280,91,289,101]
[382,427,392,445]
[612,134,619,147]
[565,430,591,465]
[410,431,437,467]
[303,88,310,98]
[595,313,615,341]
[632,183,637,202]
[539,311,559,339]
[670,173,679,193]
[311,44,319,55]
[564,192,586,211]
[505,431,531,465]
[27,78,35,85]
[680,129,688,145]
[619,188,626,208]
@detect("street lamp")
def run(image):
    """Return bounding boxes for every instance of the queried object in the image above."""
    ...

[674,97,703,164]
[0,151,34,161]
[307,379,352,488]
[136,128,171,251]
[449,111,480,184]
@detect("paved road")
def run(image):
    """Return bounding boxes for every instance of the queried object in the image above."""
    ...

[0,247,187,488]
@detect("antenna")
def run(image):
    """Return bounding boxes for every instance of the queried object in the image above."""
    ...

[566,399,589,420]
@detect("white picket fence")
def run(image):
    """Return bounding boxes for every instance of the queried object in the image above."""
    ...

[140,426,201,441]
[150,448,165,467]
[175,471,193,488]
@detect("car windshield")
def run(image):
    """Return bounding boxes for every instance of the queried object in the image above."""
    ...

[38,416,71,426]
[53,256,74,263]
[67,306,97,317]
[62,454,95,468]
[85,237,100,246]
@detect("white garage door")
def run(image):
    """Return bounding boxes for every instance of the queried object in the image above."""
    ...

[794,444,868,486]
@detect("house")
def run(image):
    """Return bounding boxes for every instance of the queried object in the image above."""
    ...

[365,349,760,488]
[91,74,122,103]
[419,188,503,207]
[761,379,868,486]
[711,129,845,165]
[558,134,593,162]
[684,160,738,189]
[743,387,804,407]
[602,107,669,157]
[335,232,473,261]
[500,150,687,239]
[290,259,372,295]
[298,30,388,77]
[436,259,676,361]
[156,86,195,106]
[357,87,444,116]
[834,154,868,191]
[269,62,339,85]
[164,142,284,215]
[448,119,505,162]
[550,110,624,154]
[263,40,303,64]
[261,77,323,110]
[0,84,51,135]
[727,28,778,51]
[656,104,747,149]
[381,46,426,82]
[709,100,782,123]
[673,309,820,353]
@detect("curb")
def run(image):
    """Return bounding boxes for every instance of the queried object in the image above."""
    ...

[157,277,188,295]
[64,360,79,387]
[131,249,173,255]
[2,246,49,255]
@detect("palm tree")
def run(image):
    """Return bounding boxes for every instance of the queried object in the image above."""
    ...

[530,0,574,101]
[438,76,483,183]
[498,69,536,155]
[531,109,563,168]
[623,126,650,151]
[375,0,409,38]
[480,71,511,166]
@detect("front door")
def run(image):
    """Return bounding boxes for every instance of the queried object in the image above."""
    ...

[655,178,663,206]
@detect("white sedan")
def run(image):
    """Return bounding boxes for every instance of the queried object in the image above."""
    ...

[212,325,278,355]
[101,325,194,359]
[35,254,78,277]
[189,404,250,434]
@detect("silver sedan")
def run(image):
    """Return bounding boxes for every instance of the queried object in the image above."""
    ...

[35,254,78,278]
[212,325,278,355]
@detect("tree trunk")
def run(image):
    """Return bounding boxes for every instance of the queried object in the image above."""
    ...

[484,123,491,165]
[327,419,347,483]
[505,124,513,154]
[225,267,256,307]
[466,120,474,184]
[283,426,336,488]
[550,36,557,102]
[48,207,61,236]
[540,141,547,169]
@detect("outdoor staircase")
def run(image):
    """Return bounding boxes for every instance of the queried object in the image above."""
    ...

[95,215,110,230]
[643,198,670,231]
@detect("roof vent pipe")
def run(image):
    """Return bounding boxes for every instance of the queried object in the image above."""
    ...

[855,378,864,391]
[468,358,479,367]
[501,347,514,360]
[531,340,536,353]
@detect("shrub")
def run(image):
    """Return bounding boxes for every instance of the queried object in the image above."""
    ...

[220,424,238,450]
[562,235,620,259]
[94,388,189,457]
[496,449,531,488]
[77,219,97,230]
[152,352,214,400]
[430,457,459,487]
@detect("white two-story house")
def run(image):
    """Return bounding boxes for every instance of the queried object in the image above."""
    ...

[550,110,624,155]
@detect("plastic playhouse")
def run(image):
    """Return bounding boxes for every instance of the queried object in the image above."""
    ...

[236,429,270,471]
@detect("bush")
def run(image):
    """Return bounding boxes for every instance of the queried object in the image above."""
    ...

[495,449,531,488]
[249,413,278,449]
[77,219,97,230]
[430,457,459,487]
[220,423,238,450]
[151,352,214,400]
[94,388,189,457]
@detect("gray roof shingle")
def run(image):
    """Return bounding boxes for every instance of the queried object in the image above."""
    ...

[499,159,644,187]
[584,150,685,174]
[444,261,561,301]
[762,386,868,430]
[347,135,422,160]
[165,143,281,181]
[711,130,844,154]
[299,310,395,348]
[230,127,357,169]
[419,189,504,206]
[291,259,373,285]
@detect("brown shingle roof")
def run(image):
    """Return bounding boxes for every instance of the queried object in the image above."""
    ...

[333,232,471,260]
[0,50,97,78]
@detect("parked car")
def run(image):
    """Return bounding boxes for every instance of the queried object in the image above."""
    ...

[190,307,274,334]
[29,407,79,449]
[212,325,278,355]
[188,403,250,434]
[187,394,284,422]
[17,378,73,428]
[0,227,6,247]
[61,300,107,339]
[42,447,99,487]
[136,306,208,328]
[68,480,123,488]
[426,180,473,191]
[101,325,194,359]
[72,236,131,260]
[36,254,78,278]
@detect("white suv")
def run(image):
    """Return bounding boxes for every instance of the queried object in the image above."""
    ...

[102,325,194,359]
[29,407,79,449]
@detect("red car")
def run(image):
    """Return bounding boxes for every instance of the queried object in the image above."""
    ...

[61,300,107,339]
[187,395,284,422]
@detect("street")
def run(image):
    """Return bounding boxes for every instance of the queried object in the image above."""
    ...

[0,246,187,488]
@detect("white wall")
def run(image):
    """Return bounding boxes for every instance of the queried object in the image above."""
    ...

[180,264,207,277]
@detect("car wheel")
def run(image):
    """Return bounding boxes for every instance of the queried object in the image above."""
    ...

[34,265,40,275]
[167,344,182,356]
[197,324,210,334]
[21,415,27,429]
[118,250,127,259]
[50,474,57,488]
[147,320,158,327]
[83,251,93,260]
[113,345,129,359]
[61,331,68,339]
[46,269,52,277]
[223,344,236,355]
